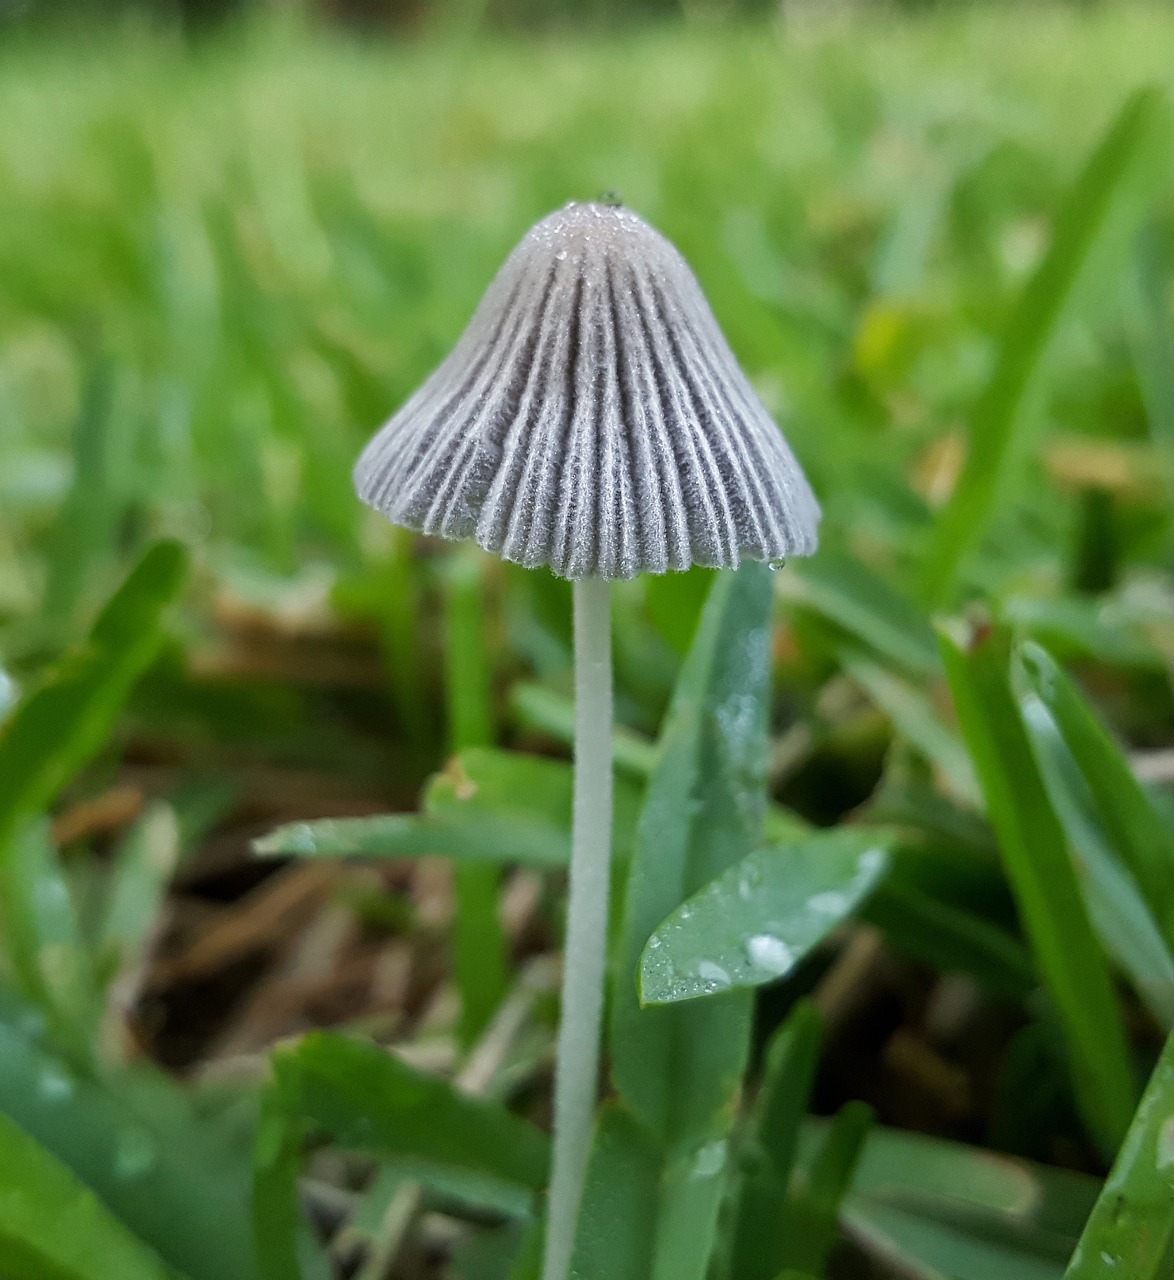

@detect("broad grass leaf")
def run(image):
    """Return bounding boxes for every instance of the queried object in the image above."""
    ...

[611,562,773,1148]
[639,830,890,1004]
[568,1104,659,1280]
[274,1031,548,1194]
[1019,690,1174,1029]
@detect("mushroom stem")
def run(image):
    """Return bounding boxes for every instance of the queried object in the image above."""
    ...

[543,576,614,1280]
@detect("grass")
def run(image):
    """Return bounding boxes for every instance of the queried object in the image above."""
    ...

[2,4,1174,1279]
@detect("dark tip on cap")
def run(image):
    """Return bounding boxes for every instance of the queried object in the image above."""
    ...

[355,201,820,580]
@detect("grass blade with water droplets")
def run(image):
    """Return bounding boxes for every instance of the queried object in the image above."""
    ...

[639,830,890,1005]
[1064,1030,1174,1278]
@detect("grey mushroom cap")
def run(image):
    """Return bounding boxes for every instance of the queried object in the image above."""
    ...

[354,201,820,580]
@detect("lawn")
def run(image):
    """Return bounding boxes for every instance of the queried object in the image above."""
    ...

[1,4,1174,1278]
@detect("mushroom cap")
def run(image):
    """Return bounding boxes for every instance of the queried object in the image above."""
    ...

[355,201,820,580]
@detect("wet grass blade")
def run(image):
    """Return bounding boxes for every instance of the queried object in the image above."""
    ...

[1019,642,1174,958]
[1064,1030,1174,1278]
[611,562,773,1148]
[922,87,1171,602]
[0,1110,172,1280]
[939,622,1136,1154]
[639,830,890,1004]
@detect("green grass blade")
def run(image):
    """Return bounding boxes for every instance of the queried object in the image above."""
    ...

[274,1031,549,1193]
[0,1110,172,1280]
[650,1140,731,1280]
[97,802,181,995]
[254,747,643,868]
[922,87,1171,602]
[39,362,120,632]
[864,876,1036,1001]
[1019,642,1174,958]
[778,1101,873,1276]
[0,1011,257,1280]
[787,551,941,677]
[730,1002,822,1280]
[939,622,1136,1154]
[0,539,188,848]
[611,562,773,1149]
[508,681,657,780]
[1064,1030,1174,1278]
[1,819,99,1061]
[639,830,890,1004]
[568,1105,660,1280]
[1131,224,1174,471]
[1018,687,1174,1028]
[252,1082,305,1280]
[444,549,508,1048]
[840,651,979,804]
[831,1123,1099,1280]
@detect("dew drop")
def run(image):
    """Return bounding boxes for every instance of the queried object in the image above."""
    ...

[39,1065,74,1102]
[768,558,787,573]
[747,934,793,975]
[691,1141,726,1180]
[284,823,318,855]
[555,249,568,261]
[114,1127,157,1181]
[696,961,731,990]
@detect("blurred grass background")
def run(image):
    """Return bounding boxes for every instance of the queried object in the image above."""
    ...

[4,2,1174,635]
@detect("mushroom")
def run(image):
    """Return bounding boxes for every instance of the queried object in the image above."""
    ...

[355,199,820,1280]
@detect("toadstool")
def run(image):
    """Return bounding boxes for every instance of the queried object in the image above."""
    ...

[355,199,820,1280]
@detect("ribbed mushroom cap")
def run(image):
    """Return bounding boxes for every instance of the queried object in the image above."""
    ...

[355,201,820,580]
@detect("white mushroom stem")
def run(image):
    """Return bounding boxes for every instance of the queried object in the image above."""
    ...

[542,577,613,1280]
